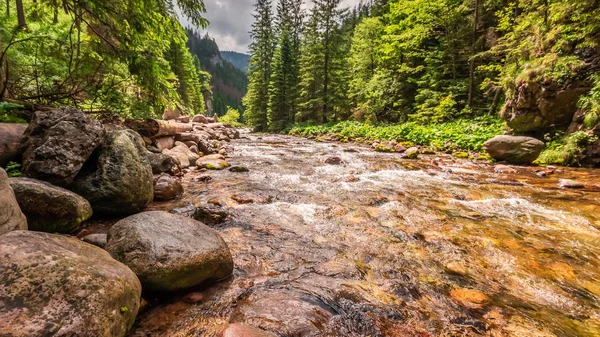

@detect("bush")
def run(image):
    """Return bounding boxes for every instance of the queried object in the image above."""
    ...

[536,131,598,165]
[4,162,22,177]
[220,107,243,127]
[0,102,27,123]
[287,116,504,152]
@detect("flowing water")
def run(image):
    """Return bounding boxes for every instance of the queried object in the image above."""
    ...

[131,132,600,337]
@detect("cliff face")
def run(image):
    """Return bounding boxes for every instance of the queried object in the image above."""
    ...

[186,31,249,116]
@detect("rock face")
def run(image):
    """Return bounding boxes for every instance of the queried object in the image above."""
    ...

[106,211,234,292]
[71,130,153,216]
[0,168,27,235]
[484,135,545,164]
[0,231,141,337]
[153,174,183,201]
[20,108,105,186]
[9,177,93,233]
[502,80,589,133]
[0,123,28,166]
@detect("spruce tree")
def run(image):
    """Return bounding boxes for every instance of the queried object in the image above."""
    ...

[297,9,325,123]
[243,0,275,131]
[267,27,293,131]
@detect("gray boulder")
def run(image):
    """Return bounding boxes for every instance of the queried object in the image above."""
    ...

[71,130,153,216]
[484,135,545,164]
[106,211,234,292]
[0,168,27,235]
[20,108,105,186]
[82,233,108,248]
[0,231,141,337]
[147,152,178,174]
[9,177,92,233]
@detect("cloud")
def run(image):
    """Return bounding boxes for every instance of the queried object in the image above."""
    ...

[180,0,363,53]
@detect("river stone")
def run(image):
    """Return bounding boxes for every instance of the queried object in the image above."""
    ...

[404,147,419,159]
[484,135,545,164]
[559,179,584,189]
[0,168,27,235]
[106,211,234,292]
[164,148,190,168]
[147,152,179,174]
[20,108,105,186]
[171,144,200,164]
[0,231,141,337]
[9,177,92,233]
[71,130,153,216]
[221,323,278,337]
[192,114,209,124]
[153,174,183,201]
[0,123,28,166]
[82,233,108,248]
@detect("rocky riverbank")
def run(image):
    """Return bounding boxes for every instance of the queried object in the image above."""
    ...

[0,108,248,336]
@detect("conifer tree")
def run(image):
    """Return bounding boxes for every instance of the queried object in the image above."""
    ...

[267,27,293,131]
[243,0,275,131]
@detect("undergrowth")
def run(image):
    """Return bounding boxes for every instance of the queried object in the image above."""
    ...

[286,116,504,152]
[536,131,598,166]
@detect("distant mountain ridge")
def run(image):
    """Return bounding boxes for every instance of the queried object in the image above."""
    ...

[221,51,250,73]
[186,31,249,116]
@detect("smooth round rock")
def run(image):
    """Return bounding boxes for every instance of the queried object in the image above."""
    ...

[0,231,141,337]
[0,168,27,235]
[221,323,278,337]
[106,211,234,292]
[9,177,92,233]
[153,174,184,201]
[484,135,545,164]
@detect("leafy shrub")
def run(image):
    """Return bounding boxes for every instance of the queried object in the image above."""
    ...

[537,131,598,165]
[220,107,243,127]
[287,116,504,152]
[579,76,600,128]
[4,162,22,177]
[0,102,27,123]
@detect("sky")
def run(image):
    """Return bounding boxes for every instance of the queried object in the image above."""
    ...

[182,0,364,54]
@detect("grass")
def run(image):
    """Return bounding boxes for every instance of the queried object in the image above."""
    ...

[286,116,505,152]
[536,131,598,166]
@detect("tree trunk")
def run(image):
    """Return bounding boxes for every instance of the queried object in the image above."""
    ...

[6,0,9,16]
[16,0,26,30]
[488,88,501,115]
[467,0,480,108]
[125,119,194,138]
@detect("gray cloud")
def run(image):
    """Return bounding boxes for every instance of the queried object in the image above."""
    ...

[181,0,363,53]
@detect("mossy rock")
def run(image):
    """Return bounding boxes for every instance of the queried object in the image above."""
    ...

[453,152,470,159]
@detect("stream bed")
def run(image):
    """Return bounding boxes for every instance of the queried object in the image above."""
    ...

[130,132,600,337]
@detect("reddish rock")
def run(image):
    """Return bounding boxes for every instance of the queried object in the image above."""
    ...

[221,323,277,337]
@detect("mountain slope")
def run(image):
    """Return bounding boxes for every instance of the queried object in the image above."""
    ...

[186,31,248,116]
[221,51,250,73]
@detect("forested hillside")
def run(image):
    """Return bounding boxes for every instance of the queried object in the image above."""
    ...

[221,51,251,72]
[186,32,249,116]
[244,0,600,165]
[0,0,211,118]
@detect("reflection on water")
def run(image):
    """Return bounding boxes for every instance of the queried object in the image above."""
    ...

[132,132,600,337]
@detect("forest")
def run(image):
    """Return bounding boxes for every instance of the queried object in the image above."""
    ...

[244,0,600,165]
[0,0,212,118]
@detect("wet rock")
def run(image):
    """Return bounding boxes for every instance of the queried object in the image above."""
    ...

[229,166,250,173]
[494,164,518,174]
[404,147,419,159]
[484,135,545,164]
[164,148,190,168]
[106,211,234,292]
[147,152,179,174]
[0,168,27,235]
[154,136,175,151]
[82,233,108,248]
[231,193,272,205]
[450,287,488,307]
[20,108,105,185]
[324,156,344,165]
[344,176,360,183]
[0,231,141,337]
[71,130,154,216]
[374,142,395,153]
[559,179,584,189]
[197,158,230,170]
[182,292,205,304]
[153,174,183,201]
[170,145,200,164]
[9,177,92,233]
[221,324,277,337]
[0,123,28,166]
[536,171,547,178]
[230,292,333,336]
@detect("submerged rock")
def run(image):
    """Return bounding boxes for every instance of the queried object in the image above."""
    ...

[197,157,230,170]
[20,108,105,185]
[221,324,277,337]
[106,211,234,292]
[484,135,545,164]
[559,179,584,189]
[324,156,344,165]
[9,177,92,233]
[229,166,250,173]
[71,130,154,216]
[0,168,27,235]
[0,231,141,337]
[153,174,183,201]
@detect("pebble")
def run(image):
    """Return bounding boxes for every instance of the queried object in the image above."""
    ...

[559,179,584,189]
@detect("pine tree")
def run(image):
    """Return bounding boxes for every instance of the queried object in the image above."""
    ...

[267,27,293,131]
[243,0,275,131]
[297,9,325,123]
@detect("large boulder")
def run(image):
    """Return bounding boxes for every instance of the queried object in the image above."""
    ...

[106,211,234,292]
[153,174,183,201]
[0,168,27,235]
[9,177,92,233]
[20,108,105,186]
[71,130,154,216]
[502,80,590,133]
[0,231,141,337]
[484,135,545,164]
[0,123,28,166]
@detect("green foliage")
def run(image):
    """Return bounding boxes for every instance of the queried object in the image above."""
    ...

[579,76,600,128]
[220,106,243,127]
[0,102,26,123]
[288,116,503,152]
[537,131,598,166]
[4,161,22,177]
